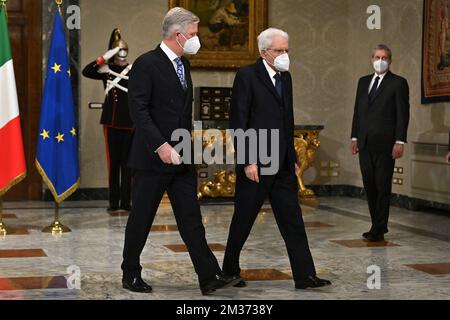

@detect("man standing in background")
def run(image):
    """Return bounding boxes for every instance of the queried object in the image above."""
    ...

[351,44,410,242]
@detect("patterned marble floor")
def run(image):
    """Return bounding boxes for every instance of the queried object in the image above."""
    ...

[0,197,449,300]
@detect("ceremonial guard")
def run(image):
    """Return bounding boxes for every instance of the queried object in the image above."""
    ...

[83,29,134,213]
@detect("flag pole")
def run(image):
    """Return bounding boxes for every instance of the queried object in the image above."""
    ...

[56,0,63,16]
[0,197,14,236]
[0,0,7,17]
[42,201,71,234]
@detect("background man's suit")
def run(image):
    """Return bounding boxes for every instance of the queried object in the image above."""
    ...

[222,58,317,282]
[351,70,410,235]
[121,45,222,286]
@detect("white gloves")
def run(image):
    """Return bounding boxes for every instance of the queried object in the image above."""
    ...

[103,47,120,61]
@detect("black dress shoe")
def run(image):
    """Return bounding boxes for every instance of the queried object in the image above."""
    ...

[234,279,247,288]
[363,229,389,239]
[122,276,153,293]
[119,205,132,213]
[362,231,371,239]
[366,233,384,242]
[295,276,331,289]
[200,273,241,295]
[107,207,120,214]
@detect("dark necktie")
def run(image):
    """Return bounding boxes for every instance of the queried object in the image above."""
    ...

[368,76,380,102]
[174,57,187,90]
[274,73,282,97]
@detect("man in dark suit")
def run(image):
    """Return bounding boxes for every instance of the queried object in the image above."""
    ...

[121,7,239,295]
[222,28,331,290]
[351,44,410,242]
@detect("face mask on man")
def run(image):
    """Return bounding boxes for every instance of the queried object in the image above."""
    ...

[177,33,201,55]
[373,59,389,74]
[267,52,290,72]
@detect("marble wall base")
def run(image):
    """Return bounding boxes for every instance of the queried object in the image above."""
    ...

[44,186,450,213]
[309,185,450,213]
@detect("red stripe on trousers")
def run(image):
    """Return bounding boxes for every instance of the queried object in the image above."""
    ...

[103,126,111,179]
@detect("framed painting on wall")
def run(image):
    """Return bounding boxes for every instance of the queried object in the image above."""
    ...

[422,0,450,103]
[168,0,268,69]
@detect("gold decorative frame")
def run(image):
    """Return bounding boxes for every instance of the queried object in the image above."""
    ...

[168,0,268,69]
[422,0,450,103]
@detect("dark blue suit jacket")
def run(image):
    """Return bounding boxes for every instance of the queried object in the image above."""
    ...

[127,46,193,173]
[230,58,297,174]
[351,71,410,152]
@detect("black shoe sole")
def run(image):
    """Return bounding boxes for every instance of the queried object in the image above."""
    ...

[201,277,242,295]
[122,283,153,293]
[234,280,247,288]
[296,282,332,290]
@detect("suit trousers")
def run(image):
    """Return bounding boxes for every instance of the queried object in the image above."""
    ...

[104,126,133,208]
[222,164,316,282]
[358,147,395,234]
[121,167,221,285]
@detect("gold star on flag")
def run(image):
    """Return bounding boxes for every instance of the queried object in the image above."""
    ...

[40,129,50,140]
[55,132,65,143]
[51,63,62,74]
[67,69,71,77]
[70,128,77,136]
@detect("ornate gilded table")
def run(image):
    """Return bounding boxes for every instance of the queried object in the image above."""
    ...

[196,125,325,206]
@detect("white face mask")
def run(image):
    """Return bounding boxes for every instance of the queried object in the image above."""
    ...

[178,33,201,55]
[373,59,389,74]
[267,52,290,72]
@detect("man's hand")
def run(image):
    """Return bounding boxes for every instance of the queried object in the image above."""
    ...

[446,152,450,164]
[392,143,404,160]
[157,143,175,164]
[351,140,359,155]
[244,164,259,183]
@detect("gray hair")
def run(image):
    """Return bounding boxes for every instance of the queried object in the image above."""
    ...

[372,44,392,60]
[162,7,200,39]
[257,28,289,53]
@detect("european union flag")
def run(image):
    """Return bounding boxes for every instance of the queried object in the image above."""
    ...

[36,11,79,203]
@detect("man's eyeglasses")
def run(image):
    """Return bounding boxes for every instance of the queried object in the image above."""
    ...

[267,48,290,54]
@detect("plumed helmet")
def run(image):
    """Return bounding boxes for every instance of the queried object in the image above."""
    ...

[108,28,129,51]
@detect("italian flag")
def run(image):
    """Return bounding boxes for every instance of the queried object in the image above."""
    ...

[0,5,26,196]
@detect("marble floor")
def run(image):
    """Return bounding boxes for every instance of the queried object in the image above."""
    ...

[0,197,449,300]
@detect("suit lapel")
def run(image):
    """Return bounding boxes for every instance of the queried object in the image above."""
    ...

[154,46,186,94]
[255,59,283,106]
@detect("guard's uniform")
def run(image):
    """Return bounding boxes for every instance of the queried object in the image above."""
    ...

[83,61,133,211]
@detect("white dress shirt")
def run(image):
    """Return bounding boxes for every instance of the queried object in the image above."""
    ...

[368,71,387,93]
[160,41,184,79]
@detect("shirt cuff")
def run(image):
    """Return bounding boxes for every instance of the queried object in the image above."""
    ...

[395,141,405,145]
[155,142,168,153]
[351,138,357,141]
